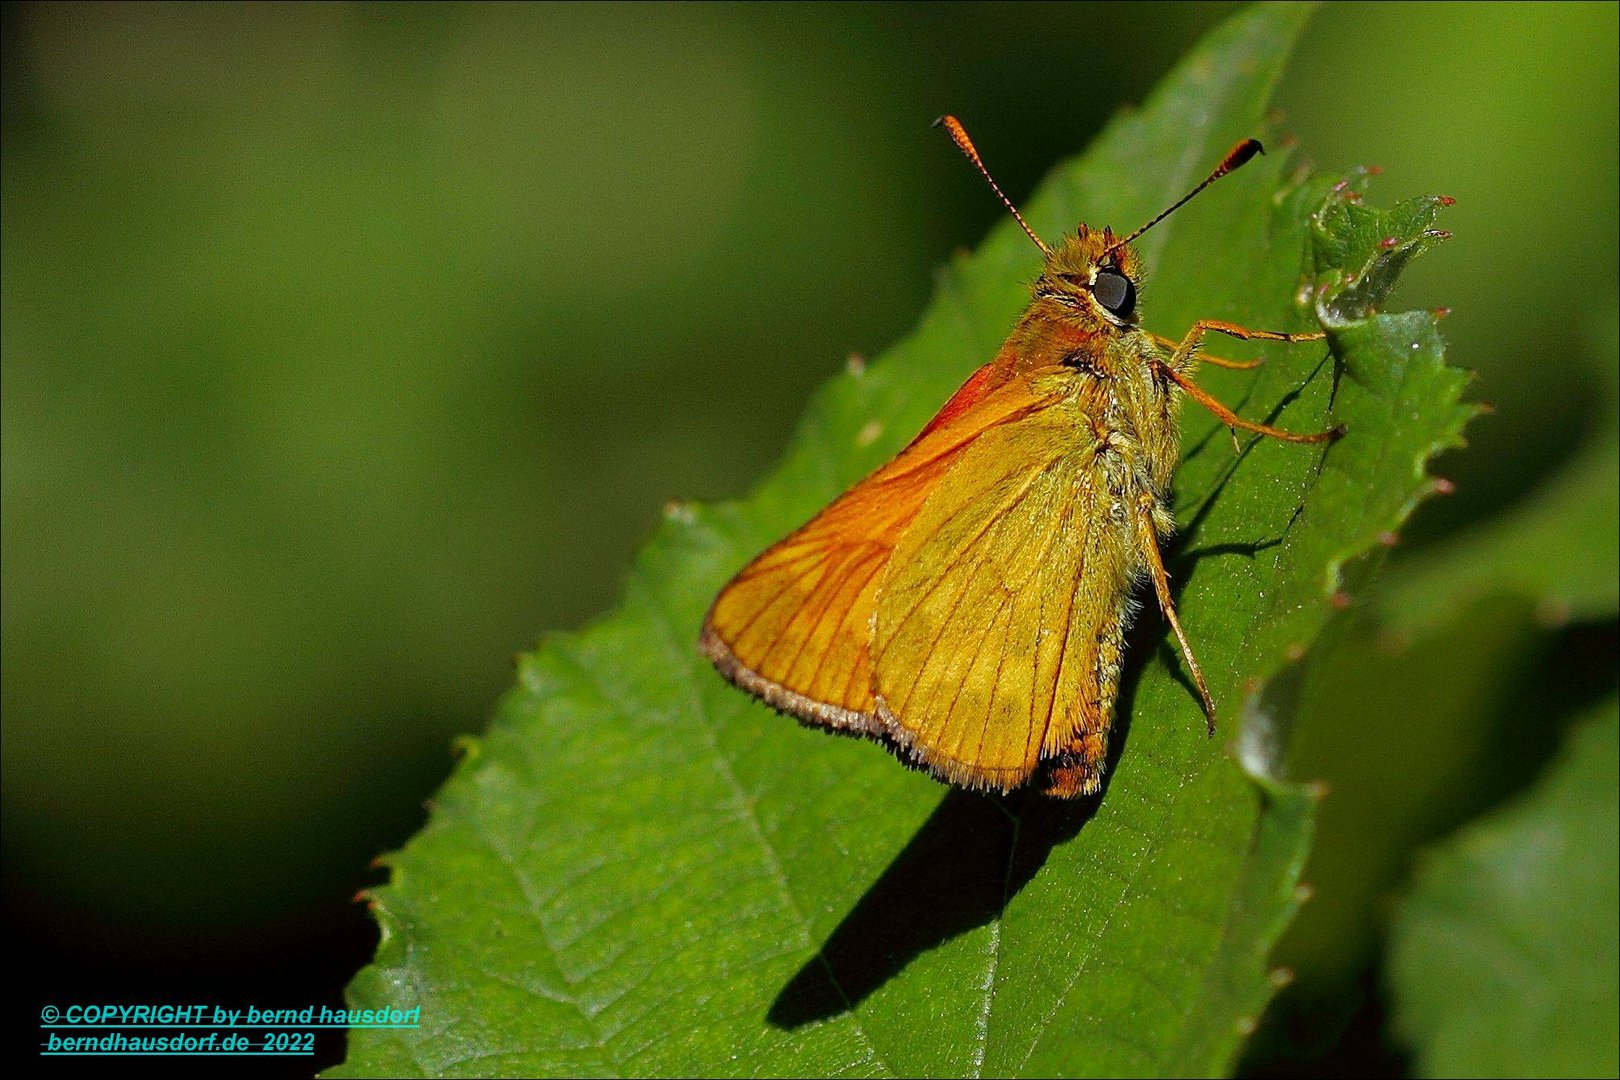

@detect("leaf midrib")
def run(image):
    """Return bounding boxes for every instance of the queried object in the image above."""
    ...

[978,45,1286,1078]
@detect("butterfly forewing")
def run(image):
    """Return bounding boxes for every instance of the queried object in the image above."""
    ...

[870,368,1133,791]
[700,361,1065,733]
[702,465,937,727]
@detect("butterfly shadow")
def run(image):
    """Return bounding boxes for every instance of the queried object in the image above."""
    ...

[767,622,1160,1029]
[766,790,1094,1028]
[1177,345,1337,512]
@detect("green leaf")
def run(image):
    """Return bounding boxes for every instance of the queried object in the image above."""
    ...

[1254,300,1613,1058]
[1379,294,1620,631]
[333,5,1474,1076]
[1265,596,1552,1028]
[1388,699,1620,1078]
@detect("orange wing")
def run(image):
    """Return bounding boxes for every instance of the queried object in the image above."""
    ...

[868,368,1134,793]
[699,358,1059,732]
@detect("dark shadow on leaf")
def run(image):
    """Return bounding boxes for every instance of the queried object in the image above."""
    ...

[1177,346,1337,521]
[1183,370,1265,463]
[1151,638,1205,710]
[1258,348,1333,426]
[1176,439,1256,541]
[1176,536,1285,565]
[768,731,1131,1028]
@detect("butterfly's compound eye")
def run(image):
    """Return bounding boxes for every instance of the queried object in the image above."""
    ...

[1092,270,1135,319]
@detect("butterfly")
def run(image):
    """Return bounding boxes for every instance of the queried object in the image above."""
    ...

[700,117,1340,797]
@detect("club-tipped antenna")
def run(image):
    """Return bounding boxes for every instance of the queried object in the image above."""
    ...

[1103,138,1265,259]
[934,115,1051,257]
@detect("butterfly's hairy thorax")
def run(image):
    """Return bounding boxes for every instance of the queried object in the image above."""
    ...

[1096,328,1181,519]
[1011,226,1183,539]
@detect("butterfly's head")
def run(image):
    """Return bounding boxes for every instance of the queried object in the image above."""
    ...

[1034,226,1143,329]
[935,115,1263,336]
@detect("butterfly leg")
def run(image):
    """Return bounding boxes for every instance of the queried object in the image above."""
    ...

[1158,362,1344,444]
[1166,319,1326,374]
[1157,321,1341,443]
[1147,330,1261,370]
[1136,494,1217,735]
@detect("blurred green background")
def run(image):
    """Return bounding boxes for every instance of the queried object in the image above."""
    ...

[3,2,1615,1075]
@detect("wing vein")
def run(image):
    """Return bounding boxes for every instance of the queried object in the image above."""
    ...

[880,459,1060,654]
[772,554,852,687]
[939,587,1015,761]
[961,588,1020,767]
[797,546,889,704]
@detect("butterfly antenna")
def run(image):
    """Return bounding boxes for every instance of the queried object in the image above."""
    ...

[934,115,1051,257]
[1103,138,1265,259]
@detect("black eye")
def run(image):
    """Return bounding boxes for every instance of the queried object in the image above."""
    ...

[1092,270,1135,318]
